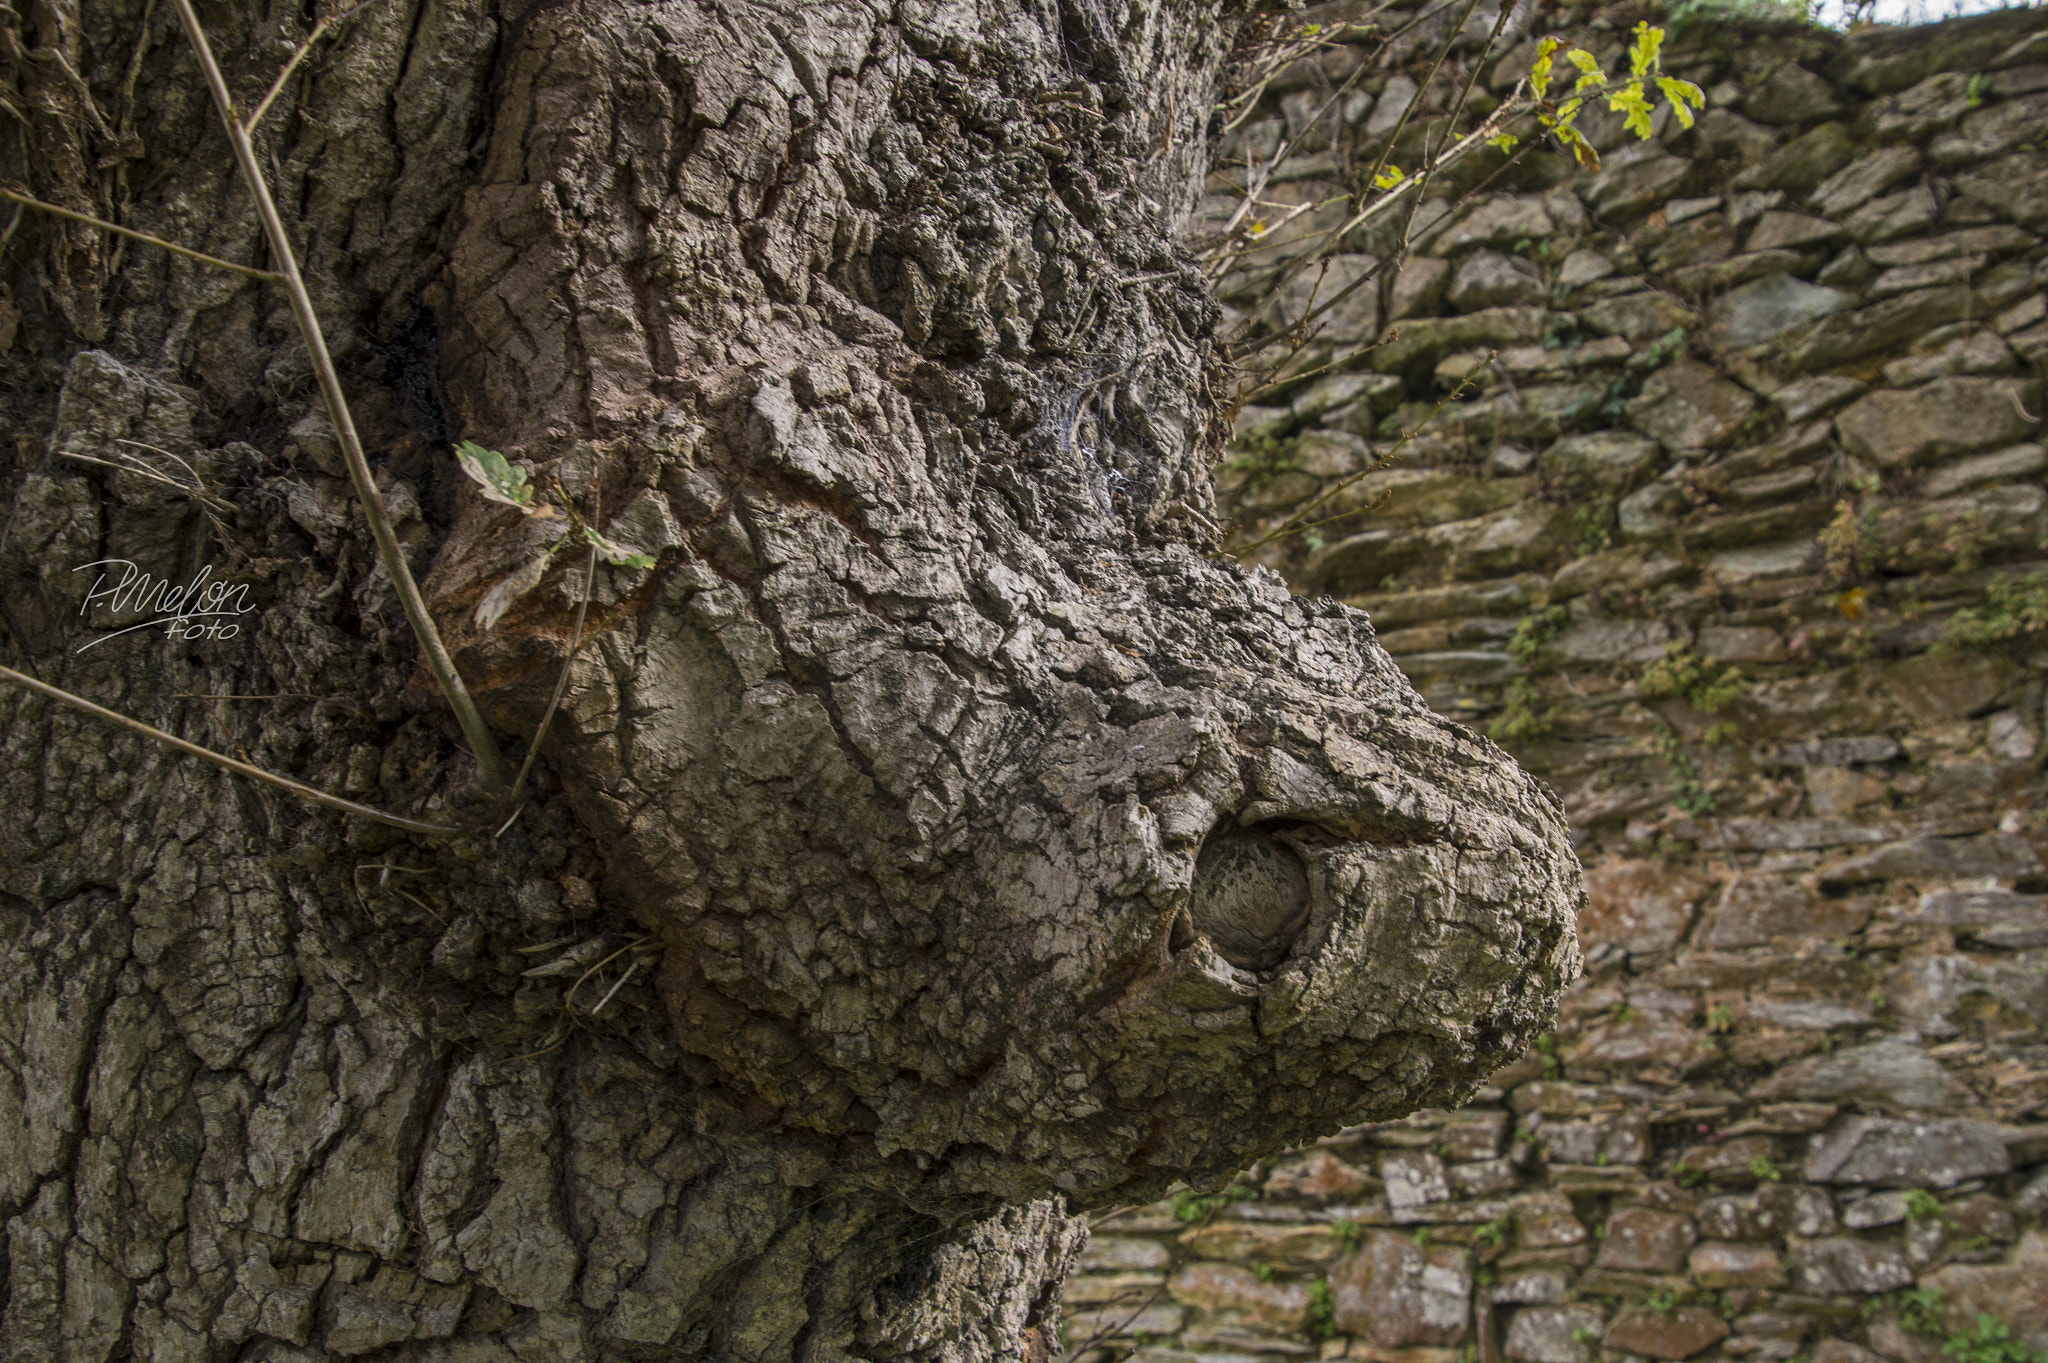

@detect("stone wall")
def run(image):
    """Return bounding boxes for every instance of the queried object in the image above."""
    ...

[1062,3,2048,1362]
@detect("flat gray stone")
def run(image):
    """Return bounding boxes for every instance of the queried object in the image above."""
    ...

[1809,145,1923,216]
[1745,60,1848,124]
[1821,833,2045,888]
[1706,539,1820,583]
[1581,289,1696,341]
[1772,375,1867,422]
[1846,186,1941,244]
[1541,431,1666,495]
[1734,121,1858,192]
[1842,1191,1913,1230]
[1787,1236,1914,1294]
[1779,735,1902,766]
[1902,890,2048,947]
[1837,376,2044,467]
[1492,1269,1570,1305]
[1933,92,2048,166]
[1696,1186,1836,1240]
[1710,274,1852,349]
[1506,1305,1608,1363]
[1380,1149,1452,1207]
[1758,1039,1963,1111]
[1448,251,1545,311]
[1746,211,1843,252]
[1922,443,2047,498]
[1806,1115,2013,1187]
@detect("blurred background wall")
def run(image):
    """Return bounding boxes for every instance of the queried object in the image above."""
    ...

[1062,4,2048,1360]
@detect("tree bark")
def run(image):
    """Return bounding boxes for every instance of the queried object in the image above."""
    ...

[0,0,1582,1358]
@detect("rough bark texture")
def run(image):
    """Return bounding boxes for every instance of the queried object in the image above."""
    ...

[0,0,1582,1358]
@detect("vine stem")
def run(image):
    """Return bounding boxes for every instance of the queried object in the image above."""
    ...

[496,542,600,833]
[167,0,511,791]
[0,187,282,281]
[243,0,386,134]
[0,664,462,836]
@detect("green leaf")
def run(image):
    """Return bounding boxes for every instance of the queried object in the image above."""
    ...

[1611,82,1657,140]
[1487,132,1519,153]
[1567,47,1605,93]
[1657,75,1707,132]
[454,441,536,511]
[1373,164,1406,189]
[1556,123,1601,170]
[582,525,656,570]
[1654,76,1703,128]
[1531,36,1559,98]
[474,548,557,632]
[1629,21,1665,76]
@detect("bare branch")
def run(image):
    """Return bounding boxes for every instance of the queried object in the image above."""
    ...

[168,0,512,791]
[0,187,284,280]
[244,0,387,134]
[0,664,466,836]
[1210,0,1508,364]
[1219,88,1524,366]
[1230,358,1497,557]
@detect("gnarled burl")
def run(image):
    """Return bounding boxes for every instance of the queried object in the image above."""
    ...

[0,0,1579,1357]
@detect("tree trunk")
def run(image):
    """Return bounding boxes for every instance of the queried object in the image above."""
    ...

[0,0,1582,1357]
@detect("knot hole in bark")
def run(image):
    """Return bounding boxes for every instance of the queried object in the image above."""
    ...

[1188,830,1311,972]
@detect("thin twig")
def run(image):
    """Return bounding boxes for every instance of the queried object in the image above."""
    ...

[1204,0,1466,280]
[1207,27,1387,253]
[244,0,385,134]
[1375,0,1521,322]
[170,691,367,707]
[169,0,510,791]
[1216,26,1334,131]
[1056,1187,1241,1362]
[1366,0,1485,201]
[591,958,641,1016]
[391,887,447,925]
[1231,109,1540,367]
[0,664,464,836]
[1219,94,1518,367]
[59,448,237,515]
[500,544,599,817]
[1212,7,1511,355]
[0,187,283,280]
[1057,1283,1170,1363]
[1430,0,1515,172]
[1230,360,1495,556]
[1237,330,1393,403]
[566,938,649,1012]
[1114,270,1184,287]
[116,0,160,135]
[1384,0,1507,274]
[115,437,214,490]
[508,1027,571,1064]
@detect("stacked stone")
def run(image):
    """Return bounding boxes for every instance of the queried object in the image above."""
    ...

[1065,1101,2048,1363]
[1063,2,2048,1361]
